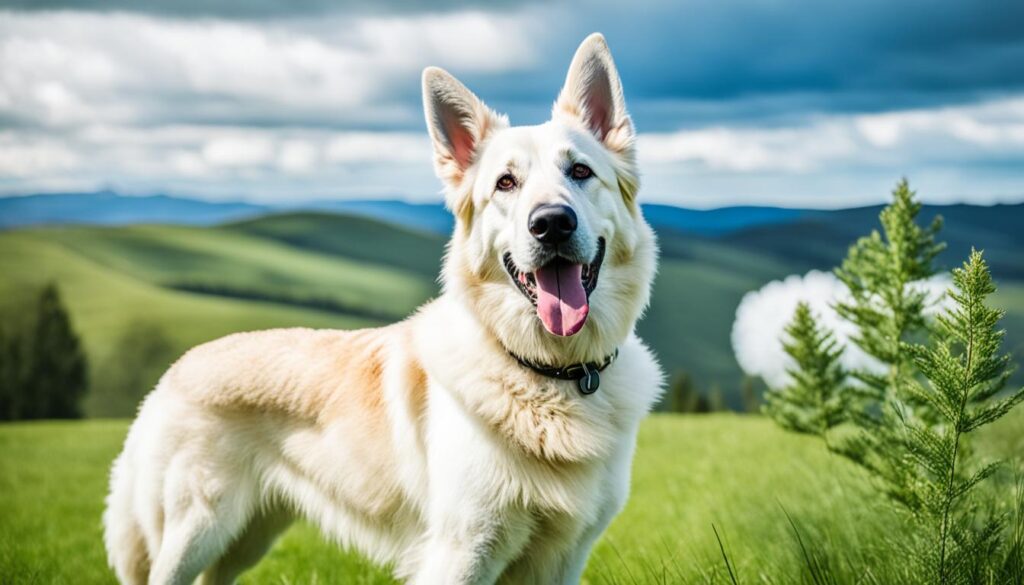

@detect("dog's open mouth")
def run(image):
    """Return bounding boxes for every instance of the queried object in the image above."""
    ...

[503,238,605,337]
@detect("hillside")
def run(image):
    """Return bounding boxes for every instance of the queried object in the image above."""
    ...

[0,221,429,415]
[1,201,1022,412]
[723,203,1024,278]
[226,212,447,278]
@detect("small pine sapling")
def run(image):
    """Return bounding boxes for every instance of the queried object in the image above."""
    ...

[763,302,848,435]
[901,250,1024,583]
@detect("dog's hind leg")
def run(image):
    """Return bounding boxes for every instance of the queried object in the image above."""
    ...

[197,507,293,585]
[147,457,256,585]
[103,502,151,585]
[147,504,244,585]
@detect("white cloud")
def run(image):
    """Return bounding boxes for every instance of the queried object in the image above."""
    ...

[731,271,953,389]
[0,123,435,199]
[0,135,80,177]
[352,11,538,73]
[635,96,1024,207]
[202,135,275,168]
[0,8,543,199]
[325,133,427,163]
[639,97,1024,173]
[855,99,1024,149]
[277,140,318,175]
[639,123,858,172]
[0,9,540,130]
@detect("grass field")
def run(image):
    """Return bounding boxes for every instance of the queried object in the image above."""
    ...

[2,410,1022,584]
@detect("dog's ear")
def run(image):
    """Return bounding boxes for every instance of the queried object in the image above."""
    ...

[554,33,634,155]
[422,67,506,220]
[554,34,639,205]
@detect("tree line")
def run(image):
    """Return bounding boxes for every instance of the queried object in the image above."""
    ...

[0,284,87,419]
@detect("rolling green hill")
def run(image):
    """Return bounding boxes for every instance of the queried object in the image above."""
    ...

[1,207,1022,414]
[0,223,417,416]
[227,212,447,278]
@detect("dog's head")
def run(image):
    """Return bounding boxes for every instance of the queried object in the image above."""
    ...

[423,33,657,363]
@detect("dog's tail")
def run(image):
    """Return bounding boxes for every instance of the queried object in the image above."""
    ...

[103,423,151,584]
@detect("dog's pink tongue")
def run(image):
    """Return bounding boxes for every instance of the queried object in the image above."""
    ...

[534,261,589,336]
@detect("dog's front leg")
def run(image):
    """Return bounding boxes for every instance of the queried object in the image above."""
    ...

[555,505,619,584]
[555,432,639,584]
[410,390,534,585]
[408,496,533,585]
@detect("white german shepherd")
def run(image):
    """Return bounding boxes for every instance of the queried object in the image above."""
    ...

[104,33,662,585]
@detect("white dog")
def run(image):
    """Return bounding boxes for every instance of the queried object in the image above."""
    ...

[104,33,662,585]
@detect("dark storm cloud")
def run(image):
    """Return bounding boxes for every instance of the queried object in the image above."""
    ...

[421,0,1024,130]
[9,0,1021,130]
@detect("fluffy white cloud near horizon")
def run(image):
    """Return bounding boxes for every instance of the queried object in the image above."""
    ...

[731,271,953,389]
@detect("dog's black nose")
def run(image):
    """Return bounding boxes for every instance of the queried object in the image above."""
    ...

[529,204,577,245]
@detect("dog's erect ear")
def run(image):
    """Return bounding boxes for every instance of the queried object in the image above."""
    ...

[554,34,639,205]
[554,33,634,153]
[422,67,506,217]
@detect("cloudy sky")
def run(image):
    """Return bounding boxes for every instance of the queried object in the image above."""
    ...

[2,0,1023,208]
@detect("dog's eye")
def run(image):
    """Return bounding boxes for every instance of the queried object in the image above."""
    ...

[570,163,593,180]
[496,174,517,191]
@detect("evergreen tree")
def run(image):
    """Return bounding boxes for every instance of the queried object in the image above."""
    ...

[834,178,944,403]
[899,250,1024,583]
[763,302,847,435]
[708,383,727,412]
[23,284,88,419]
[664,370,697,413]
[827,179,951,514]
[740,375,761,414]
[0,327,26,420]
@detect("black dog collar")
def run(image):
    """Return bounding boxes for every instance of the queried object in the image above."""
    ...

[509,349,619,395]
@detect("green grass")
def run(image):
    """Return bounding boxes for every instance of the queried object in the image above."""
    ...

[37,223,436,318]
[2,411,1021,584]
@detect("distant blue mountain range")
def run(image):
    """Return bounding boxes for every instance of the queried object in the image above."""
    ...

[0,191,813,236]
[0,191,266,228]
[2,192,1022,243]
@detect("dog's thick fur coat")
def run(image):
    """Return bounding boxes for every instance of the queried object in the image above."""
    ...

[104,33,662,584]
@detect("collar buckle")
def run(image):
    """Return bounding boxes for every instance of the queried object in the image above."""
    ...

[578,364,600,395]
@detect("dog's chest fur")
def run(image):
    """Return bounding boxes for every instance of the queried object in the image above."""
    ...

[411,298,661,517]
